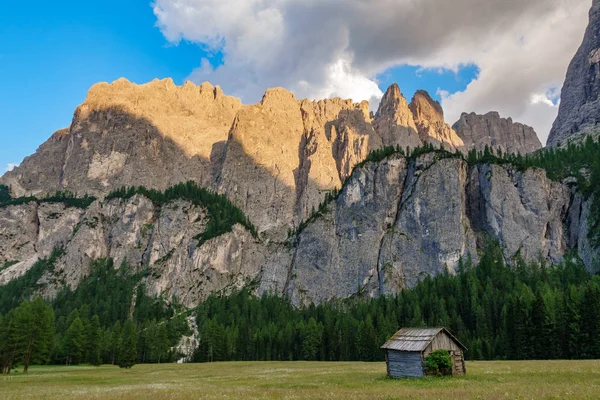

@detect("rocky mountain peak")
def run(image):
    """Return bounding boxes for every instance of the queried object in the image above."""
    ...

[260,87,298,108]
[373,84,420,149]
[406,89,464,149]
[409,90,445,124]
[453,111,542,155]
[547,0,600,146]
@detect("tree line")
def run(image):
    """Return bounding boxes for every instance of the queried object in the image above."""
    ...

[0,185,96,209]
[192,243,600,363]
[1,243,599,371]
[0,258,190,374]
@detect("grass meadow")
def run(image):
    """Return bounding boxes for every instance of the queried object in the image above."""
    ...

[1,360,600,400]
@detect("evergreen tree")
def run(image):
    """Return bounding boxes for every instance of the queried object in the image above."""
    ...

[118,319,138,368]
[20,298,54,373]
[63,317,85,365]
[86,315,102,365]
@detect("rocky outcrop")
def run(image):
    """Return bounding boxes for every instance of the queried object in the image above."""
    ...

[1,79,242,197]
[373,84,421,150]
[408,91,464,150]
[548,0,600,147]
[0,152,594,306]
[453,112,542,155]
[0,195,269,307]
[217,88,381,239]
[285,153,581,306]
[373,86,465,152]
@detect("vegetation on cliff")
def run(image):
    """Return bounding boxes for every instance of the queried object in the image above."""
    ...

[105,181,257,244]
[0,185,96,209]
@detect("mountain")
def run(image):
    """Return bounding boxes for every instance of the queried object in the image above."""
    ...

[1,77,597,307]
[453,112,542,155]
[548,0,600,147]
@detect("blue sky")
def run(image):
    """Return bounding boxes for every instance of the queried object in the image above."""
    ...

[0,1,482,172]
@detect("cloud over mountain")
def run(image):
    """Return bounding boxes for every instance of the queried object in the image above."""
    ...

[152,0,589,141]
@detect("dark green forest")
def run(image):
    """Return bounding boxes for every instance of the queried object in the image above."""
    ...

[192,245,600,362]
[1,258,190,373]
[2,242,599,372]
[0,185,96,209]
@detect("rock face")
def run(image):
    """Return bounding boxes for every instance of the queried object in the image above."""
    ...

[1,79,597,307]
[408,91,464,150]
[0,195,270,307]
[373,84,421,149]
[0,79,242,197]
[217,88,381,239]
[373,85,465,151]
[453,112,542,155]
[0,152,595,306]
[284,153,585,306]
[548,0,600,147]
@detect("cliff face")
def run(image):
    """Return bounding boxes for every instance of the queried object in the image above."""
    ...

[1,80,470,240]
[285,153,589,306]
[0,79,242,197]
[548,0,600,147]
[453,112,542,155]
[2,153,594,307]
[409,91,465,150]
[0,78,597,306]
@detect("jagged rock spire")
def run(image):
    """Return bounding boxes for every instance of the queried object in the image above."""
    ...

[548,0,600,147]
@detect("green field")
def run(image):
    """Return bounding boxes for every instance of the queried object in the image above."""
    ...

[1,360,600,400]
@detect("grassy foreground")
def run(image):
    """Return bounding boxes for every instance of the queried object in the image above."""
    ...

[1,360,600,400]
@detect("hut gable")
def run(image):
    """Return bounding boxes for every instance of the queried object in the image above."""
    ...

[381,327,467,378]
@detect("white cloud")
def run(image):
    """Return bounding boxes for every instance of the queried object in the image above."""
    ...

[5,163,18,173]
[152,0,590,144]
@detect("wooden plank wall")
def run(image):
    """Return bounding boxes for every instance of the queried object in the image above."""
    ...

[423,331,465,376]
[386,350,424,378]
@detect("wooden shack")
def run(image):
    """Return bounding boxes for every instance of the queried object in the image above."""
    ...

[380,327,466,378]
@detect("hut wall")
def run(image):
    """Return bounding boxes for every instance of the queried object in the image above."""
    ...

[423,331,465,376]
[386,350,424,378]
[423,331,462,356]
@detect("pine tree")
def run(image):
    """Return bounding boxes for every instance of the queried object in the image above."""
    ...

[63,317,85,365]
[21,298,54,373]
[118,319,138,368]
[86,315,102,365]
[300,318,322,361]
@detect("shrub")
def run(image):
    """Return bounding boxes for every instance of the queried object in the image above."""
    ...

[424,350,453,376]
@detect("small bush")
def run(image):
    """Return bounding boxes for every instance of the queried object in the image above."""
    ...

[424,350,453,376]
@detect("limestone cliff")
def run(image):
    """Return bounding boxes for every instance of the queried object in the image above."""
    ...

[1,79,597,307]
[408,91,464,150]
[453,112,542,155]
[1,79,241,197]
[216,88,380,239]
[373,85,465,152]
[548,0,600,146]
[373,84,421,149]
[3,152,593,307]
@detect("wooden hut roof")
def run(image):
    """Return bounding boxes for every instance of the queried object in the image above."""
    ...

[380,327,467,352]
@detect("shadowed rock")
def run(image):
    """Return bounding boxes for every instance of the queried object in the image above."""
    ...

[547,0,600,147]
